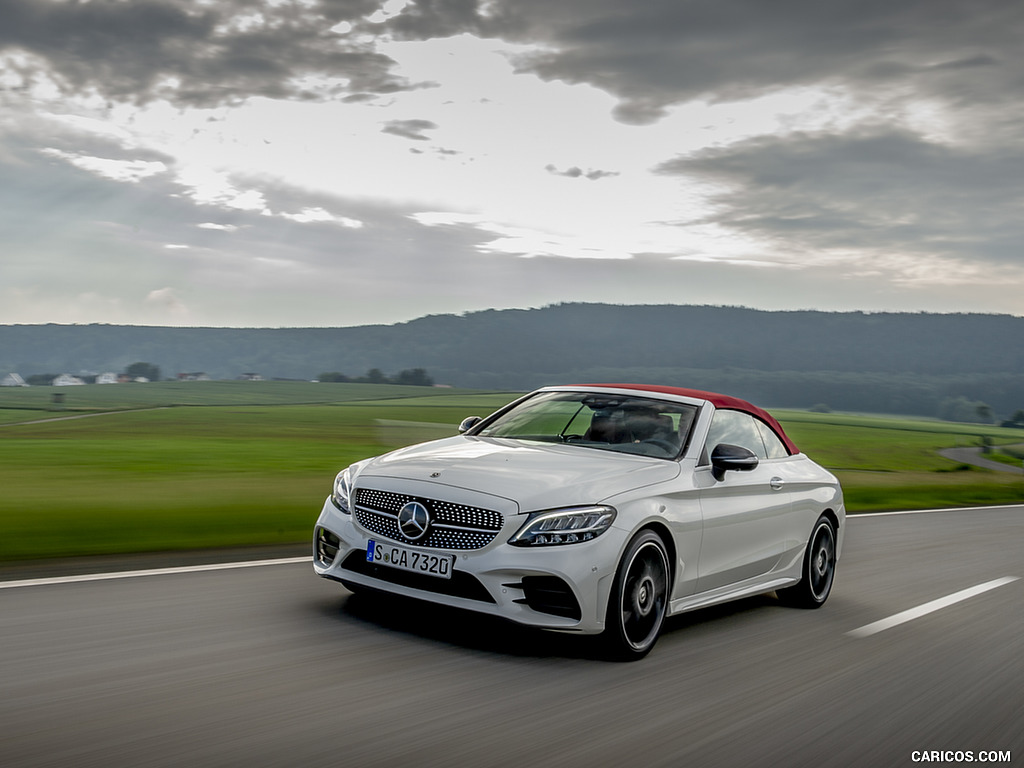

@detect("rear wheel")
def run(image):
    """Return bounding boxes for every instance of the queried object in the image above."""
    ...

[779,515,836,608]
[603,530,670,660]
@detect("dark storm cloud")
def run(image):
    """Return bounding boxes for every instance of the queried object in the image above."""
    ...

[656,128,1024,264]
[379,0,1024,124]
[0,0,414,106]
[9,1,1021,122]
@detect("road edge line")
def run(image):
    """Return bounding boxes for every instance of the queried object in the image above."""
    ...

[0,556,310,590]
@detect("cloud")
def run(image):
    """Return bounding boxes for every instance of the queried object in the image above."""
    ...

[655,126,1024,280]
[412,211,634,259]
[381,118,438,141]
[279,207,363,227]
[545,164,619,180]
[3,0,1024,325]
[0,0,418,107]
[175,166,269,212]
[372,0,1024,125]
[8,1,1024,132]
[40,149,167,183]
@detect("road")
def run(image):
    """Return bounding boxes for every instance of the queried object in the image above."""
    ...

[1,506,1021,768]
[940,446,1024,474]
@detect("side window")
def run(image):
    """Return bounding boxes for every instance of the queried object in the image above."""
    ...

[704,410,767,459]
[755,419,790,459]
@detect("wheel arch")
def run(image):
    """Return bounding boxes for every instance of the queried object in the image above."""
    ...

[819,508,840,539]
[600,519,677,622]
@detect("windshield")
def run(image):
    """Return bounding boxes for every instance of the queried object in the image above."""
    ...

[475,391,697,459]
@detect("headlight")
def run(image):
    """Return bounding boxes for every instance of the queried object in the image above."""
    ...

[508,505,616,547]
[331,468,353,514]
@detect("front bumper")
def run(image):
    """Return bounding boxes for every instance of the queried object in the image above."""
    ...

[313,496,622,634]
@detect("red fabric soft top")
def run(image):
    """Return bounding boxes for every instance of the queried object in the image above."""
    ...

[574,383,799,455]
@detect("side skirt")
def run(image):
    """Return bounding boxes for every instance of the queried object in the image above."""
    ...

[668,576,798,616]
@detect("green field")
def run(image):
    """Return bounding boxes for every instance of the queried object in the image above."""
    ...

[1,382,1021,562]
[774,410,1024,512]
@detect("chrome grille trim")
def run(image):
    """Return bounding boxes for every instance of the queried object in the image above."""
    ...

[354,488,504,551]
[432,522,499,533]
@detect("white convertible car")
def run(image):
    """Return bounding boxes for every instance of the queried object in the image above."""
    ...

[313,384,844,659]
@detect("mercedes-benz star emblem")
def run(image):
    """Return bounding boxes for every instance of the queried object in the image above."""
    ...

[397,501,431,541]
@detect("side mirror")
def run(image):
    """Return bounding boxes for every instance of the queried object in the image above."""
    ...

[710,443,759,481]
[458,416,483,434]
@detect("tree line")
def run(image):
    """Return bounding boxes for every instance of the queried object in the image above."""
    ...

[3,304,1024,420]
[317,368,435,386]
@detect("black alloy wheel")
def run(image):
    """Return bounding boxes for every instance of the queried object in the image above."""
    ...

[604,529,670,660]
[779,515,836,609]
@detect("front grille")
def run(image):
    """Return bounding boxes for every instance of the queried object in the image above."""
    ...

[354,488,504,550]
[339,551,495,603]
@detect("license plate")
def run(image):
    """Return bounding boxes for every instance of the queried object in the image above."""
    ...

[366,540,454,580]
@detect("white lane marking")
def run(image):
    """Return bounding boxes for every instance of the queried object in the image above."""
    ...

[847,576,1020,638]
[0,557,310,590]
[850,504,1024,518]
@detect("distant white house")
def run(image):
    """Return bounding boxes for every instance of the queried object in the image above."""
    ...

[53,374,86,386]
[96,372,119,384]
[1,373,28,387]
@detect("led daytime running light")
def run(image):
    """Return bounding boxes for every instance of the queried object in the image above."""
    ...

[508,506,616,547]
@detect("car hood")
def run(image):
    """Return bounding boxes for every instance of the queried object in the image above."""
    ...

[357,435,680,513]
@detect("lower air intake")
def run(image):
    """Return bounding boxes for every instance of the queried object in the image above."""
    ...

[339,551,495,604]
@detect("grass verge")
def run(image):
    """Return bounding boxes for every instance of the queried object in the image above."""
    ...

[0,384,1021,561]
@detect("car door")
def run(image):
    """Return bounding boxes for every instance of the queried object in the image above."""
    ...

[694,409,795,594]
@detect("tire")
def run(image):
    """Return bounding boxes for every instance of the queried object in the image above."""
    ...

[778,515,836,609]
[603,530,671,660]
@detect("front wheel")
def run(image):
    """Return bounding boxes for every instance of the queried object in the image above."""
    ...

[778,515,836,609]
[603,530,670,660]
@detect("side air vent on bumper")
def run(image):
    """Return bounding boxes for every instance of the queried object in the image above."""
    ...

[315,527,340,567]
[510,576,582,620]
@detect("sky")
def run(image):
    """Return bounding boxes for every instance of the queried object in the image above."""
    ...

[2,0,1023,327]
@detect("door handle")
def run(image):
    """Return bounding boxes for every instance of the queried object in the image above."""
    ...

[770,477,785,491]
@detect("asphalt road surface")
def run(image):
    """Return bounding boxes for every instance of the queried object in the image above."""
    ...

[2,506,1021,768]
[939,446,1024,474]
